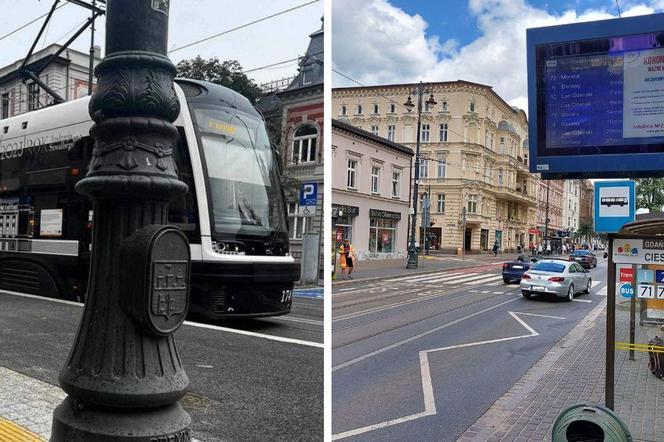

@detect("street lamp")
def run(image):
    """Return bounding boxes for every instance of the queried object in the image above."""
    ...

[51,1,191,440]
[406,82,436,269]
[332,209,343,278]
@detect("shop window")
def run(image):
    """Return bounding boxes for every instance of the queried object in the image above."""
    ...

[369,217,397,254]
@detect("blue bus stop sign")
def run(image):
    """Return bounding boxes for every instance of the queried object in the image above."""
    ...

[594,180,635,233]
[619,283,634,298]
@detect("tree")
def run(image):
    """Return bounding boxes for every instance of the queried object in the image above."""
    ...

[635,178,664,213]
[176,57,262,103]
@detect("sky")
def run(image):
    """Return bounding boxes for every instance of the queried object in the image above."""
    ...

[0,0,323,85]
[332,0,664,116]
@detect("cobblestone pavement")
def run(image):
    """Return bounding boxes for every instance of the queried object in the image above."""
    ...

[458,295,664,442]
[0,366,64,440]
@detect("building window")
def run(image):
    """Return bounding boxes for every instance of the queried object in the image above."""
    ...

[421,124,430,142]
[1,93,8,119]
[441,101,448,111]
[469,101,476,112]
[373,104,379,114]
[437,194,445,213]
[302,69,313,85]
[392,171,401,197]
[369,217,397,254]
[387,125,395,141]
[292,125,318,164]
[288,203,310,240]
[419,159,428,178]
[371,166,380,194]
[347,159,358,189]
[498,168,504,186]
[335,214,353,244]
[389,103,396,113]
[437,159,446,178]
[499,137,505,154]
[27,82,40,111]
[424,101,432,112]
[371,125,379,135]
[439,123,448,142]
[468,194,478,214]
[356,104,363,115]
[341,105,346,115]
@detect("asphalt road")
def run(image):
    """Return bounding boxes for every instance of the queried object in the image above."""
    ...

[0,291,323,441]
[332,258,608,441]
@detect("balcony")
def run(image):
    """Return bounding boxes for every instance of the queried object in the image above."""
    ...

[494,185,537,206]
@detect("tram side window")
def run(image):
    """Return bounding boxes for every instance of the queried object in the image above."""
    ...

[169,128,200,243]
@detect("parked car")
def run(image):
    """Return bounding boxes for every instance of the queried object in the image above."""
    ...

[502,255,539,283]
[569,250,597,268]
[520,260,591,301]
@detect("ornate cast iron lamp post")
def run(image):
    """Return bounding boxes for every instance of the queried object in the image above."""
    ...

[51,1,191,440]
[405,82,436,269]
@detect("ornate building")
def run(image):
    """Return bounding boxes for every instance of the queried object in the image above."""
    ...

[332,80,538,253]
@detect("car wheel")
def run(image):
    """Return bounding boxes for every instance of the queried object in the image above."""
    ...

[503,278,510,284]
[583,278,591,294]
[567,284,574,302]
[522,290,531,299]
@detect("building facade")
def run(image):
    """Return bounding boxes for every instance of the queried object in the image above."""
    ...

[332,119,413,260]
[579,179,594,242]
[563,179,581,236]
[0,44,101,119]
[332,81,538,254]
[536,179,565,250]
[258,22,324,270]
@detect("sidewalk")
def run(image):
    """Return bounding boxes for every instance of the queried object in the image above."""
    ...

[333,253,565,284]
[459,293,664,442]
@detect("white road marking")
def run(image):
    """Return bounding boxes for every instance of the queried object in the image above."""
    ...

[267,316,323,326]
[0,289,323,349]
[592,280,601,288]
[412,272,478,284]
[183,321,324,348]
[572,299,592,303]
[332,296,521,372]
[493,291,505,294]
[594,286,608,296]
[332,311,565,440]
[463,275,503,285]
[436,273,484,284]
[387,271,466,283]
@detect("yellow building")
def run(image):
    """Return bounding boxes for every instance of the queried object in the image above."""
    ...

[332,80,538,253]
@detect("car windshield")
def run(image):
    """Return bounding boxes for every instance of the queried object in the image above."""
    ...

[192,106,287,238]
[532,262,566,273]
[571,250,590,256]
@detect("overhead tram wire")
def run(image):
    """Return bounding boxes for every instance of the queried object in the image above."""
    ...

[168,0,320,55]
[332,67,530,174]
[243,51,323,74]
[0,2,68,44]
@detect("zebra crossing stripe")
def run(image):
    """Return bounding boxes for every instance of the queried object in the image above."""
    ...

[462,275,503,285]
[387,271,466,283]
[421,273,481,284]
[441,273,495,284]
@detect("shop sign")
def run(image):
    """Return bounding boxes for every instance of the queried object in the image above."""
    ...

[528,228,540,235]
[382,232,389,244]
[336,227,343,243]
[332,204,359,217]
[370,209,401,220]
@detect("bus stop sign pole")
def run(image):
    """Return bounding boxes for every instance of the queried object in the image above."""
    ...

[51,1,192,440]
[606,236,615,410]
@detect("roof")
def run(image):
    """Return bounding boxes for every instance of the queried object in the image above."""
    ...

[497,120,517,133]
[333,79,520,116]
[617,213,664,236]
[283,19,324,92]
[332,118,414,157]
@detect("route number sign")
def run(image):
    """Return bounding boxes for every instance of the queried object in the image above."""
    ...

[638,284,655,299]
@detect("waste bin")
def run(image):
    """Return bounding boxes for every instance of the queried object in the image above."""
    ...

[552,404,632,442]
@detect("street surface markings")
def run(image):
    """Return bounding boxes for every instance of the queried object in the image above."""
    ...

[572,299,593,303]
[594,286,608,296]
[0,289,323,349]
[386,272,466,283]
[592,280,601,288]
[435,273,486,284]
[463,275,503,285]
[493,291,505,294]
[0,417,43,441]
[332,311,565,440]
[267,316,323,326]
[332,296,522,372]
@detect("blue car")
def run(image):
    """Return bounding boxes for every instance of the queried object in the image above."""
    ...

[502,255,540,283]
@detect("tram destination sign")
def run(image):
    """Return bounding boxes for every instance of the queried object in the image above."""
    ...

[527,13,664,178]
[612,238,664,264]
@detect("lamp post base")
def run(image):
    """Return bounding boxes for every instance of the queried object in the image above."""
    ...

[406,247,418,269]
[51,398,191,442]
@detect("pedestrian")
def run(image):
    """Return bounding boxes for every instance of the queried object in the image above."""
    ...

[537,243,543,255]
[546,243,551,255]
[492,240,499,257]
[562,243,567,255]
[339,239,355,280]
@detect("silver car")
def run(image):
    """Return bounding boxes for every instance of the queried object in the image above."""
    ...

[520,259,591,301]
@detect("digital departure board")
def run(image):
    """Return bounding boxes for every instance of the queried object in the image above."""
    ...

[527,13,664,178]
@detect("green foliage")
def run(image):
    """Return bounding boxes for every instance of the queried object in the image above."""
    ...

[577,219,594,237]
[176,57,262,104]
[635,178,664,213]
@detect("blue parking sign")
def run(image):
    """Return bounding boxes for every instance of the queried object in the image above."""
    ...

[299,183,318,206]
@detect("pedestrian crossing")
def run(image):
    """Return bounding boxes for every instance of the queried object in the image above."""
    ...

[386,271,507,287]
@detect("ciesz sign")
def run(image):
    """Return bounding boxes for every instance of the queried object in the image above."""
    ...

[613,238,664,264]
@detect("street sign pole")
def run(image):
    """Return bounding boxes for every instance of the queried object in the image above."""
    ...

[461,207,467,261]
[51,1,192,440]
[606,236,615,411]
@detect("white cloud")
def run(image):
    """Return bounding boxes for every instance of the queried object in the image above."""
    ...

[332,0,663,116]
